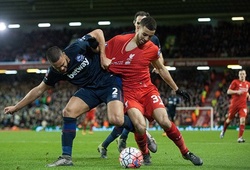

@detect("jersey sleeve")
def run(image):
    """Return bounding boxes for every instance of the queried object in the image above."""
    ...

[65,34,92,55]
[151,35,161,52]
[228,80,237,90]
[43,67,64,87]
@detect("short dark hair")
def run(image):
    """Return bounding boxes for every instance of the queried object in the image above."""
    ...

[140,16,157,31]
[46,46,63,63]
[134,11,150,21]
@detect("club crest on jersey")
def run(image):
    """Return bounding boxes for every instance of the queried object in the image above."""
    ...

[80,35,86,41]
[125,54,135,65]
[76,55,84,62]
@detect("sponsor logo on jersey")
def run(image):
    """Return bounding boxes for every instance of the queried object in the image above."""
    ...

[67,57,89,79]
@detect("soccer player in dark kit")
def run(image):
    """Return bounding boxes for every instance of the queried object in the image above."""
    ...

[4,29,134,167]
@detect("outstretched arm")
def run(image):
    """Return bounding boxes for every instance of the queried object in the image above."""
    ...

[151,58,178,91]
[227,88,243,95]
[4,81,51,114]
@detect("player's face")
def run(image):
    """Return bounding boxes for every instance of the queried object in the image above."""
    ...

[134,15,146,33]
[52,52,69,74]
[136,26,155,46]
[238,70,246,81]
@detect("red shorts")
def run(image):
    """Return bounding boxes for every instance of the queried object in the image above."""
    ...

[228,104,247,120]
[123,85,165,122]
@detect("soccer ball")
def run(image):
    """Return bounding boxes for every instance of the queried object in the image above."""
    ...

[119,147,143,168]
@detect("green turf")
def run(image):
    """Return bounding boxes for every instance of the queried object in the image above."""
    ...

[0,130,249,170]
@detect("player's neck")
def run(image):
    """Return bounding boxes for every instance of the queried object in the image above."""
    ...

[125,38,138,52]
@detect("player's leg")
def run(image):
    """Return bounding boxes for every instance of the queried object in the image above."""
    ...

[82,118,87,135]
[98,79,134,159]
[105,77,134,131]
[97,96,133,158]
[146,130,157,153]
[127,108,151,165]
[98,126,124,158]
[118,122,157,153]
[117,113,132,152]
[117,128,130,152]
[153,108,203,166]
[220,107,236,139]
[88,119,94,134]
[46,95,90,167]
[220,117,231,138]
[237,108,247,143]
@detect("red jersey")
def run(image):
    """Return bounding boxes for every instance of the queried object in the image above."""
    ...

[86,108,96,120]
[228,79,250,108]
[106,33,160,90]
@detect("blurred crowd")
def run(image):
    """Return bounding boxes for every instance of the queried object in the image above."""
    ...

[1,67,249,130]
[0,21,250,62]
[0,21,250,130]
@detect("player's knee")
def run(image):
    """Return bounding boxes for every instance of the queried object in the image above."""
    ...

[109,115,123,126]
[240,117,246,124]
[226,118,231,124]
[158,118,172,129]
[62,107,77,118]
[134,124,146,135]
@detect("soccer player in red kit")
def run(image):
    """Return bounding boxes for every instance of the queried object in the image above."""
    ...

[81,108,96,135]
[220,69,250,142]
[101,16,203,166]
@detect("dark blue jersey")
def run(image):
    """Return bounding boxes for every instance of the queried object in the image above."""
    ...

[167,95,180,114]
[43,34,113,88]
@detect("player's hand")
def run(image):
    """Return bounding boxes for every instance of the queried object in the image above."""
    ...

[176,89,190,101]
[4,106,16,115]
[236,90,243,95]
[100,55,112,70]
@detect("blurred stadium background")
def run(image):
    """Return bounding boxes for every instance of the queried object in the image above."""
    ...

[0,0,250,131]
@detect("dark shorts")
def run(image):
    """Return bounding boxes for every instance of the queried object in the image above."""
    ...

[74,76,123,109]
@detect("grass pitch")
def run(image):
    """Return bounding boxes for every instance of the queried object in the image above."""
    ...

[0,130,249,170]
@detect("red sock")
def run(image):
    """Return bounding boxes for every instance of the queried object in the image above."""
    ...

[165,122,188,155]
[134,132,149,155]
[239,124,245,138]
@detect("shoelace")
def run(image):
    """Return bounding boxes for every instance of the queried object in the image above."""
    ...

[189,153,197,160]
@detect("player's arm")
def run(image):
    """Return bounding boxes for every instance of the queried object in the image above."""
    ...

[151,58,190,101]
[152,52,164,74]
[88,29,111,70]
[227,88,242,95]
[4,81,51,114]
[150,35,164,73]
[88,29,105,53]
[151,58,178,90]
